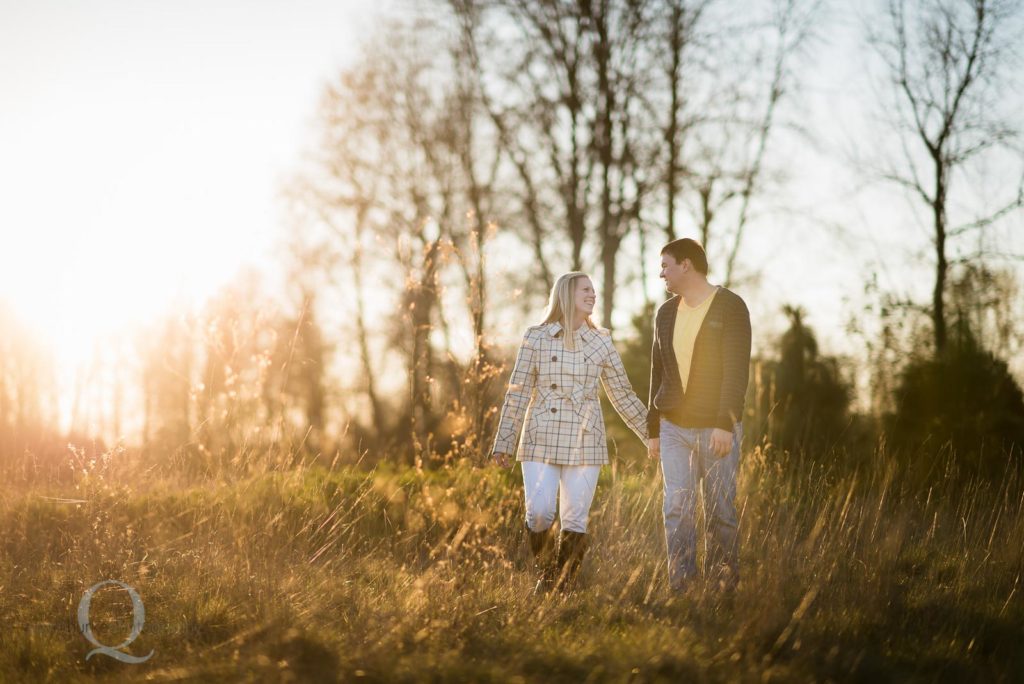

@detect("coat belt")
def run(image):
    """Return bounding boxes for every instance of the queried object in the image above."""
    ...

[565,385,600,428]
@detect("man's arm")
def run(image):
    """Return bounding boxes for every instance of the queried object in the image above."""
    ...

[715,295,752,431]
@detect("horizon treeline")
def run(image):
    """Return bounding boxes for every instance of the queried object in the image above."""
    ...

[2,0,1023,479]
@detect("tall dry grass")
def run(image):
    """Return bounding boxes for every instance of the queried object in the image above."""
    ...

[1,439,1021,682]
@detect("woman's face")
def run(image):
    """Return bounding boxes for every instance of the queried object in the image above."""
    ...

[573,277,596,318]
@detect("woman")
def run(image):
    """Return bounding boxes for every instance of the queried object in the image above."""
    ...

[492,272,648,593]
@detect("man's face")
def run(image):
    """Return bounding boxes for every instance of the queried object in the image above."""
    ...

[660,254,688,294]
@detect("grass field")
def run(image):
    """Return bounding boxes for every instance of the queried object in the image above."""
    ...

[1,444,1021,682]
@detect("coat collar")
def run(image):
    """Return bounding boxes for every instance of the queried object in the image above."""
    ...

[544,322,604,355]
[545,321,595,338]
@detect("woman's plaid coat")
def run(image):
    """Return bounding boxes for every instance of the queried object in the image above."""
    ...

[492,322,649,466]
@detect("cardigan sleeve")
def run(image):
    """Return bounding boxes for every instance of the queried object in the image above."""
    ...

[715,294,751,431]
[647,311,663,438]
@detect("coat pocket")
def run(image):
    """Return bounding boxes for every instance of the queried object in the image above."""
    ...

[530,398,560,446]
[583,403,605,437]
[524,399,549,446]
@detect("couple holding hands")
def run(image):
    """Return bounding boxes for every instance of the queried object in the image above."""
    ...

[491,238,752,595]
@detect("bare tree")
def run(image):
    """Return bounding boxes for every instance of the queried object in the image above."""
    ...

[285,0,827,461]
[138,311,195,451]
[446,3,508,449]
[666,0,820,285]
[584,0,660,328]
[0,303,58,456]
[868,0,1024,355]
[480,1,595,275]
[287,98,389,443]
[461,0,663,329]
[296,11,506,460]
[657,0,712,241]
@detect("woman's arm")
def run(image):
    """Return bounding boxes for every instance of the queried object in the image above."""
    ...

[599,335,648,443]
[492,329,538,457]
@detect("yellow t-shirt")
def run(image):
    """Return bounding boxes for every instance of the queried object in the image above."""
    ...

[673,287,719,392]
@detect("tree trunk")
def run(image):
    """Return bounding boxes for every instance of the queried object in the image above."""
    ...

[665,2,685,241]
[933,165,948,355]
[602,237,619,330]
[408,239,441,461]
[352,205,386,439]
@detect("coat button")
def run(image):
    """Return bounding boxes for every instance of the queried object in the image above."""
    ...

[550,408,557,413]
[550,383,557,389]
[551,355,557,361]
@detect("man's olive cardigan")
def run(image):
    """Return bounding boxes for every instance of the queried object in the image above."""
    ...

[648,287,752,437]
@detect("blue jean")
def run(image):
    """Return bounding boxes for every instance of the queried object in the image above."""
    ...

[659,418,742,589]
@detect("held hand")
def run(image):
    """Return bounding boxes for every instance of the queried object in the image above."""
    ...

[710,428,733,458]
[492,452,513,469]
[648,438,660,461]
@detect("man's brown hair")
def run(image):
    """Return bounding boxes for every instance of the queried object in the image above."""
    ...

[661,238,709,275]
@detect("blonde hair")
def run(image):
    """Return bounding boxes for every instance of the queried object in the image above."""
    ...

[540,272,597,350]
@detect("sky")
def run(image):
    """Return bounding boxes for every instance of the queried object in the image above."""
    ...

[1,0,1022,433]
[0,0,376,369]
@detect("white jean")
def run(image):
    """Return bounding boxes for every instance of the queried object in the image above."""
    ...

[521,461,601,533]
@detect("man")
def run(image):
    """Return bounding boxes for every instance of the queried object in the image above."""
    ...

[647,238,751,592]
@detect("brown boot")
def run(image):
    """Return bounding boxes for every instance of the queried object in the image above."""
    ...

[554,530,588,594]
[526,523,556,594]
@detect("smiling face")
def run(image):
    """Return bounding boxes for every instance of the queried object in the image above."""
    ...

[659,253,689,294]
[573,276,596,319]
